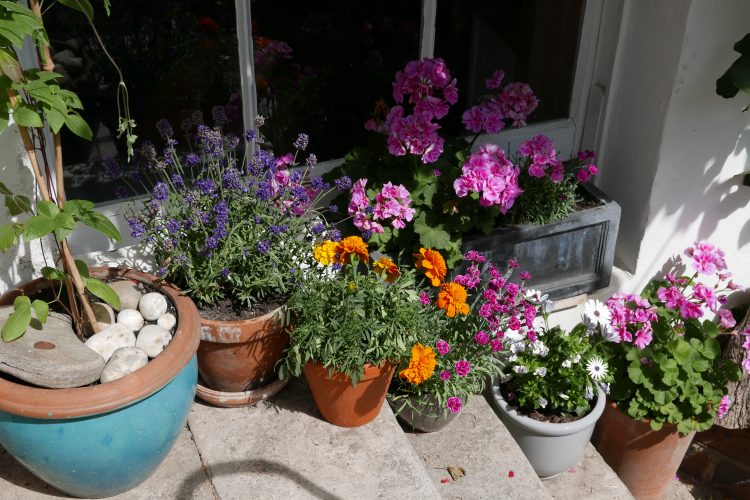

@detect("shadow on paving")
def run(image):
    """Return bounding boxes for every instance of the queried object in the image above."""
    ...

[178,458,345,500]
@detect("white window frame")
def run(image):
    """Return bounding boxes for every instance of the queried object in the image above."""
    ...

[61,0,612,257]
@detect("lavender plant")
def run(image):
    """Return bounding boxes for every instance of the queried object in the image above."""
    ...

[119,118,346,312]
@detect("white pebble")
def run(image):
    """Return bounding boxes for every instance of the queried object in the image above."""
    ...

[138,293,168,321]
[100,346,149,383]
[117,309,145,332]
[91,302,115,325]
[109,281,143,311]
[136,325,172,358]
[84,324,136,362]
[156,313,176,331]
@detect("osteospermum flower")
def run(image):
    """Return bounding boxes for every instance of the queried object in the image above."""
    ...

[313,240,339,266]
[414,248,447,286]
[436,282,470,318]
[336,236,369,264]
[373,256,401,283]
[399,344,437,385]
[584,299,611,327]
[586,357,609,381]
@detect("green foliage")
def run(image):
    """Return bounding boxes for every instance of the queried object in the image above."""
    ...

[1,295,49,342]
[504,169,581,225]
[503,323,612,416]
[279,257,424,385]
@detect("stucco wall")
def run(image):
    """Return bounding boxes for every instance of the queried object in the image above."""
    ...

[619,0,750,294]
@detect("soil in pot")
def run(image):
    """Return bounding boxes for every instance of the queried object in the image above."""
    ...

[592,401,696,500]
[304,361,395,427]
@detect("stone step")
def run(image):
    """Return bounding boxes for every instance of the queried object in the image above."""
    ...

[188,377,440,499]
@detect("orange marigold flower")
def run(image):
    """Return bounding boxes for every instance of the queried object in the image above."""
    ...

[373,256,401,283]
[399,343,437,385]
[436,282,470,317]
[336,236,370,264]
[413,247,447,286]
[313,240,339,266]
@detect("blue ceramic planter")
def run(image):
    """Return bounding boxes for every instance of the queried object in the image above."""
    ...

[0,356,197,498]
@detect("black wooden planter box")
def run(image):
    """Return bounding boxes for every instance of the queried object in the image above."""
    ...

[460,183,620,300]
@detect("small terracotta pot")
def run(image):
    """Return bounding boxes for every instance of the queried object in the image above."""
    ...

[592,401,695,500]
[198,305,289,394]
[303,361,395,427]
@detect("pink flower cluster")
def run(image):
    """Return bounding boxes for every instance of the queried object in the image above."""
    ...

[685,242,728,276]
[386,58,458,164]
[348,179,415,236]
[518,135,564,182]
[453,144,523,213]
[477,260,539,342]
[575,150,599,183]
[462,70,539,133]
[606,293,658,348]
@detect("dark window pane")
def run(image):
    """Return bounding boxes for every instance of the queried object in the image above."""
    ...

[250,1,421,160]
[46,0,242,203]
[435,0,584,132]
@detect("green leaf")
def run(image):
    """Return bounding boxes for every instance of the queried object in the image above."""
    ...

[64,113,92,141]
[36,200,59,218]
[83,277,121,310]
[23,215,55,240]
[1,306,30,342]
[5,194,32,215]
[0,180,11,195]
[12,104,43,128]
[0,47,21,83]
[53,211,76,241]
[413,212,452,250]
[74,259,90,278]
[63,199,94,215]
[41,266,66,281]
[56,0,94,20]
[0,223,15,251]
[30,299,48,324]
[13,295,30,309]
[77,210,121,241]
[44,104,66,134]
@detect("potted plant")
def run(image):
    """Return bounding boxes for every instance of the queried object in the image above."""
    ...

[389,250,529,433]
[591,242,748,500]
[121,119,353,407]
[0,2,198,497]
[486,296,613,478]
[278,235,425,427]
[328,58,620,299]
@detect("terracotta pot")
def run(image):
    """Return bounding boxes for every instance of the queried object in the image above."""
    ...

[198,305,289,394]
[592,401,696,500]
[304,361,395,427]
[0,267,200,497]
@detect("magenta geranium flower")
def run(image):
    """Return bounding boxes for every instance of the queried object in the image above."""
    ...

[455,360,471,377]
[436,340,451,355]
[446,396,463,413]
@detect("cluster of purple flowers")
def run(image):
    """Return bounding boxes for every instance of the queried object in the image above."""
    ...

[605,293,658,348]
[462,70,539,133]
[453,144,523,213]
[517,135,600,186]
[347,179,415,237]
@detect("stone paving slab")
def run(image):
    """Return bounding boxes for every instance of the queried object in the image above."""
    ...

[402,394,551,500]
[0,426,215,499]
[543,444,633,499]
[188,377,439,500]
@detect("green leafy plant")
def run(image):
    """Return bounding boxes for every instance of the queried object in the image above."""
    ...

[279,237,425,385]
[595,242,745,434]
[0,0,129,341]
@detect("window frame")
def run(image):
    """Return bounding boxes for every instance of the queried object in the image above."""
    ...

[57,0,609,256]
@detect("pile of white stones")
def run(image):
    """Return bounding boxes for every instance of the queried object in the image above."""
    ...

[84,280,176,384]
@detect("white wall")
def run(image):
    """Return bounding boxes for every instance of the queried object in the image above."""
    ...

[598,0,750,295]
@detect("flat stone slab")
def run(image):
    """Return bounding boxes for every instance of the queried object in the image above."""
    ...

[403,394,551,499]
[543,444,633,499]
[188,377,439,500]
[0,307,105,388]
[0,426,215,499]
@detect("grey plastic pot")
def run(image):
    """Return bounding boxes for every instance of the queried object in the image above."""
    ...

[488,384,606,478]
[390,394,462,433]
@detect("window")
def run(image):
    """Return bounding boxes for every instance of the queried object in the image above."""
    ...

[46,0,605,254]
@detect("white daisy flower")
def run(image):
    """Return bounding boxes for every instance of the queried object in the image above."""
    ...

[562,359,572,368]
[534,367,547,377]
[601,324,621,343]
[539,397,548,408]
[584,299,611,327]
[572,354,581,364]
[584,385,594,400]
[531,341,549,357]
[586,357,609,381]
[603,383,610,395]
[509,341,526,354]
[506,354,518,363]
[513,365,528,374]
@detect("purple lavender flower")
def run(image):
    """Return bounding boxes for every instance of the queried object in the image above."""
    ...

[311,223,325,235]
[153,182,169,202]
[257,240,271,254]
[196,125,224,158]
[310,177,325,190]
[102,155,122,179]
[226,134,240,150]
[293,133,309,151]
[222,168,243,191]
[171,174,185,190]
[206,235,220,250]
[246,130,257,142]
[185,153,200,168]
[165,219,181,233]
[269,224,289,235]
[156,119,174,138]
[127,217,146,239]
[197,179,215,195]
[306,154,317,167]
[328,204,339,214]
[361,230,373,240]
[335,176,352,191]
[220,268,230,278]
[327,229,342,241]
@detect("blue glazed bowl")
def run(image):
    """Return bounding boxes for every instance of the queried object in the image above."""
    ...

[0,357,197,498]
[0,268,201,498]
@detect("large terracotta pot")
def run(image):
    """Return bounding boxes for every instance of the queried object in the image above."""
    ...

[304,361,395,427]
[197,305,289,395]
[592,401,696,500]
[0,267,200,498]
[488,384,606,478]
